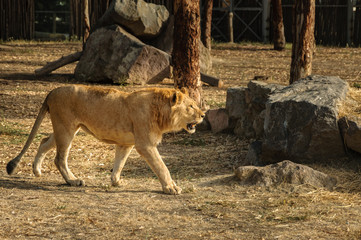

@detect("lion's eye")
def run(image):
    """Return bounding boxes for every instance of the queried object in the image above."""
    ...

[190,105,194,109]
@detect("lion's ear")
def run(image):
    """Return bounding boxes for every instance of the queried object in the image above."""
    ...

[171,91,183,105]
[171,92,179,105]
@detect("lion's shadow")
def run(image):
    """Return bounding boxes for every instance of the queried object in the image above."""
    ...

[0,176,161,195]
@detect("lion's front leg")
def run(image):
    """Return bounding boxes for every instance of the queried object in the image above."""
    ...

[111,145,133,186]
[135,145,182,195]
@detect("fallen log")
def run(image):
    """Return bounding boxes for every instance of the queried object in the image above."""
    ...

[35,51,83,77]
[201,72,223,87]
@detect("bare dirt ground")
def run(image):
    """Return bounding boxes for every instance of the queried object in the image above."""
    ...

[0,41,361,239]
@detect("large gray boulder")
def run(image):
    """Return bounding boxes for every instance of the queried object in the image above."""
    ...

[261,75,348,163]
[235,160,337,190]
[75,25,170,85]
[93,0,169,39]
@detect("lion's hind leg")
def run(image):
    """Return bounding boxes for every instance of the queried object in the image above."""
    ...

[33,134,56,177]
[53,125,84,187]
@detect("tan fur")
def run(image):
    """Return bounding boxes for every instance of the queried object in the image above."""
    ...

[6,85,205,195]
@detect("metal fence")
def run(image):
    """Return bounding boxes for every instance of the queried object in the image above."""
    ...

[211,0,269,42]
[212,0,361,47]
[275,0,358,46]
[1,0,361,47]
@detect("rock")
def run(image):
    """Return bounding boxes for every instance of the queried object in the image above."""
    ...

[253,109,266,139]
[247,80,284,112]
[227,86,254,138]
[93,0,169,39]
[199,42,212,74]
[262,75,348,163]
[226,81,284,139]
[226,87,247,119]
[245,140,262,165]
[235,160,337,190]
[206,108,229,133]
[146,15,174,53]
[75,25,170,85]
[338,116,361,154]
[234,115,255,139]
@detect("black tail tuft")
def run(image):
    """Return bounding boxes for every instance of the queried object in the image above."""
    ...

[6,160,17,175]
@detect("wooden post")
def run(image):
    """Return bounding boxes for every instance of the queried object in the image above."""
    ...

[271,0,286,50]
[173,0,202,106]
[70,0,74,38]
[83,0,90,44]
[201,0,213,49]
[52,12,56,34]
[347,0,355,46]
[229,12,234,43]
[262,0,270,43]
[290,0,316,84]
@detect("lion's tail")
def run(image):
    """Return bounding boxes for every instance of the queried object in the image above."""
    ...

[6,96,49,175]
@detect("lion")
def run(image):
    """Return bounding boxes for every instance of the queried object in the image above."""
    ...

[6,85,205,195]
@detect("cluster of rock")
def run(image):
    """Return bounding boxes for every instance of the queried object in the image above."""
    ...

[206,75,361,186]
[75,0,211,85]
[221,75,355,164]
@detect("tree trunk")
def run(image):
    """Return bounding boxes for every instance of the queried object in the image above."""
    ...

[83,0,90,44]
[272,0,285,50]
[173,0,202,106]
[201,0,213,50]
[289,0,315,84]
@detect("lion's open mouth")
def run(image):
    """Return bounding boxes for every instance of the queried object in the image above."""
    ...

[186,122,197,131]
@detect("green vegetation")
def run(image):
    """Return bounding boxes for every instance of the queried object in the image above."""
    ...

[206,99,225,108]
[0,119,43,145]
[352,82,361,89]
[0,120,28,137]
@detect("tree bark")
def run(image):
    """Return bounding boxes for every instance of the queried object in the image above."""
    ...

[289,0,315,84]
[201,0,213,50]
[83,0,90,44]
[173,0,202,106]
[272,0,286,50]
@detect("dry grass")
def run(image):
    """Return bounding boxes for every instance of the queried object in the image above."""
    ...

[338,86,361,119]
[0,41,361,239]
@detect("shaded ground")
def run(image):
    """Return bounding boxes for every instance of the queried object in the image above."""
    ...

[0,41,361,239]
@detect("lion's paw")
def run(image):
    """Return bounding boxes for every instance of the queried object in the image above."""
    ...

[68,179,85,187]
[33,168,42,177]
[162,182,182,195]
[111,178,123,187]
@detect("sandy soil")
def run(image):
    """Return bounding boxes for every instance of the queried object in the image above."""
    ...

[0,41,360,239]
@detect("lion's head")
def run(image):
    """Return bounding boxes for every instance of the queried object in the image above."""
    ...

[169,88,205,134]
